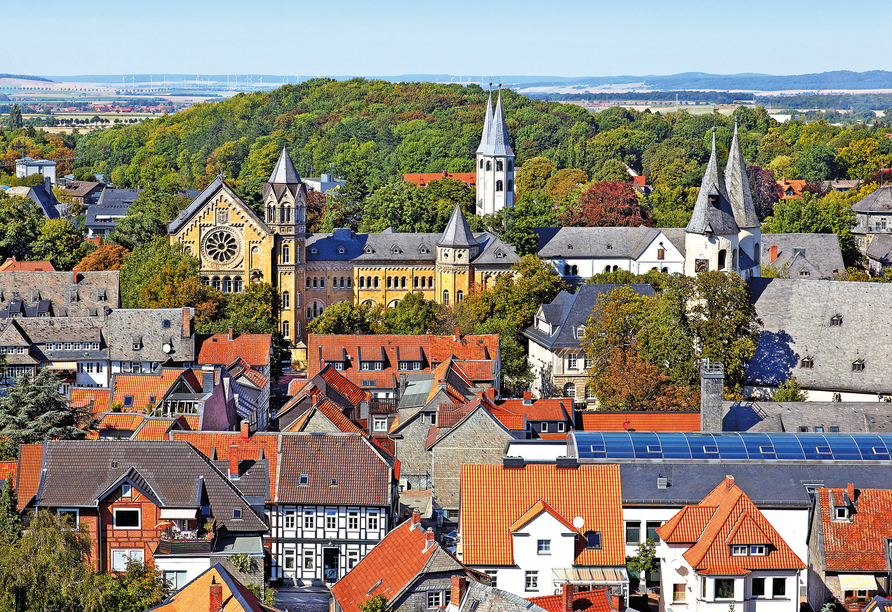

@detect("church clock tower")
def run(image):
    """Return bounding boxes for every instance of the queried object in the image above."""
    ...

[475,90,515,217]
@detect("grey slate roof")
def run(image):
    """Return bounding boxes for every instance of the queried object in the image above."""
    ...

[534,226,668,259]
[454,580,548,612]
[36,440,266,532]
[746,278,892,393]
[866,234,892,265]
[438,205,478,248]
[852,185,892,213]
[761,233,845,279]
[0,270,120,316]
[660,227,687,257]
[268,146,303,184]
[619,462,892,507]
[722,400,892,433]
[523,284,656,350]
[7,185,61,219]
[476,91,514,158]
[107,308,195,363]
[724,125,761,229]
[685,134,739,235]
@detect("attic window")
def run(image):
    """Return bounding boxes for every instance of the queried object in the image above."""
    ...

[852,360,865,373]
[835,506,849,520]
[606,244,612,250]
[418,246,429,254]
[162,319,170,328]
[123,396,134,408]
[233,509,242,519]
[299,474,309,486]
[310,247,318,254]
[330,478,338,486]
[831,315,843,327]
[390,245,401,254]
[731,545,747,556]
[495,250,505,258]
[584,531,602,550]
[800,357,813,370]
[567,244,574,250]
[800,270,810,277]
[337,247,345,254]
[364,247,374,254]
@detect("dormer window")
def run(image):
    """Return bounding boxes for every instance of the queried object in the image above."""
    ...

[495,249,505,258]
[364,246,374,254]
[584,531,602,550]
[390,245,401,254]
[836,506,849,520]
[310,247,318,254]
[299,474,309,486]
[750,545,766,555]
[800,357,813,370]
[831,315,843,327]
[731,545,747,556]
[852,359,865,373]
[567,244,574,250]
[337,246,345,254]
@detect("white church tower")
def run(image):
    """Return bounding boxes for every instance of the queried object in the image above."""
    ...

[475,90,515,216]
[724,121,762,279]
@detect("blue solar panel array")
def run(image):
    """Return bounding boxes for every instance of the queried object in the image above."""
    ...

[571,432,892,462]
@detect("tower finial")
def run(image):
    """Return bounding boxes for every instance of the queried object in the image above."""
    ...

[711,125,716,152]
[734,117,739,136]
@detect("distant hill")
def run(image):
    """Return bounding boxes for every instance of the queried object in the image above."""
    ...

[0,74,53,82]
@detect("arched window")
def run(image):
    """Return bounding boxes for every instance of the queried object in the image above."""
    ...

[387,276,392,289]
[662,267,669,273]
[233,277,243,293]
[202,277,210,287]
[732,248,738,269]
[414,277,419,288]
[572,265,578,276]
[605,266,611,272]
[282,244,290,264]
[718,249,727,270]
[359,276,366,288]
[429,276,434,288]
[282,321,290,338]
[374,277,379,288]
[496,161,503,171]
[306,277,311,288]
[401,276,406,288]
[496,180,503,192]
[456,290,463,303]
[564,264,571,276]
[366,276,372,288]
[340,277,345,288]
[346,277,352,288]
[283,207,291,223]
[612,265,619,272]
[563,383,576,399]
[282,291,290,309]
[320,277,325,288]
[754,243,760,265]
[486,161,492,171]
[312,277,318,288]
[222,277,232,293]
[296,292,301,307]
[212,277,221,291]
[479,159,484,169]
[443,290,449,305]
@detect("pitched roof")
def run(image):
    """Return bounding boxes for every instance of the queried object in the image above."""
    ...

[16,444,43,510]
[529,588,611,612]
[533,226,674,261]
[724,124,760,229]
[761,233,845,279]
[509,499,578,533]
[276,433,393,506]
[475,93,494,155]
[169,176,271,236]
[817,487,892,572]
[403,172,476,188]
[866,233,892,265]
[438,204,478,248]
[268,147,302,185]
[148,563,284,612]
[853,185,892,213]
[579,411,701,432]
[476,91,514,157]
[331,519,471,612]
[198,333,272,368]
[461,463,624,566]
[686,132,739,236]
[283,398,364,434]
[71,388,112,414]
[0,461,17,486]
[656,476,804,575]
[498,398,571,422]
[109,368,200,413]
[0,258,55,271]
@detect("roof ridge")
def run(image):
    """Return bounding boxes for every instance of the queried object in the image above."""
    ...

[268,147,303,184]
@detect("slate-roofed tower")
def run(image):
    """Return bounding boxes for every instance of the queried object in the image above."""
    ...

[725,121,762,279]
[263,147,307,346]
[684,128,743,278]
[436,204,479,307]
[475,90,515,217]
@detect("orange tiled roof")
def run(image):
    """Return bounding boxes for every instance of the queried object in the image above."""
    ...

[509,500,577,533]
[818,487,892,572]
[16,444,44,510]
[499,398,571,422]
[658,506,717,543]
[454,360,494,381]
[777,179,807,200]
[132,418,181,441]
[461,463,625,567]
[95,412,146,430]
[0,461,17,486]
[317,365,366,406]
[0,258,55,271]
[657,477,804,575]
[198,333,272,368]
[402,171,476,188]
[579,412,701,432]
[151,563,284,612]
[71,388,112,414]
[288,378,310,395]
[529,588,611,612]
[110,368,199,413]
[538,433,569,440]
[494,413,526,430]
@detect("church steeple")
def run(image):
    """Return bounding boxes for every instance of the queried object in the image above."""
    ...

[475,88,515,217]
[724,121,760,229]
[476,93,494,155]
[438,204,478,249]
[686,128,738,236]
[262,147,307,234]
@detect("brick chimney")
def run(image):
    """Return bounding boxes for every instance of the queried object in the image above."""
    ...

[770,245,778,262]
[610,593,625,612]
[562,583,575,612]
[320,359,326,370]
[72,270,79,284]
[240,421,250,441]
[523,391,532,405]
[209,575,223,612]
[847,482,855,502]
[486,387,496,401]
[311,393,319,407]
[228,327,234,341]
[411,511,421,529]
[424,527,435,552]
[725,474,735,489]
[182,307,192,338]
[451,575,468,606]
[229,444,239,479]
[454,327,461,342]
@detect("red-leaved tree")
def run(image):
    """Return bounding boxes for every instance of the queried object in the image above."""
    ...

[559,181,651,227]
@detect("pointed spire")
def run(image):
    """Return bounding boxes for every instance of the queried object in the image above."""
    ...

[437,204,478,248]
[476,93,494,155]
[724,120,761,229]
[686,130,738,236]
[476,90,514,157]
[268,147,302,184]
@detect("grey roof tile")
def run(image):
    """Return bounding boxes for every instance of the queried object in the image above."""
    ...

[268,147,303,184]
[686,133,739,236]
[853,185,892,213]
[724,125,761,229]
[762,234,845,279]
[438,205,478,248]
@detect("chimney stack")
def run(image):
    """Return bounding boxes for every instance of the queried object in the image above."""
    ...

[72,270,79,284]
[725,474,735,489]
[699,359,725,433]
[562,583,575,612]
[486,387,496,401]
[523,391,532,405]
[770,245,778,262]
[454,327,461,342]
[424,527,435,552]
[182,307,192,338]
[229,444,239,479]
[228,327,234,341]
[610,593,625,612]
[847,482,855,502]
[411,511,421,529]
[209,575,223,612]
[240,421,250,441]
[451,575,468,607]
[311,393,319,407]
[320,358,326,370]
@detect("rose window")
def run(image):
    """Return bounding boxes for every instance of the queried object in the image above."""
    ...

[204,230,239,263]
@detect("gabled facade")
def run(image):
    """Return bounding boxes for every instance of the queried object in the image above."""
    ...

[853,186,892,253]
[761,234,845,280]
[147,562,286,611]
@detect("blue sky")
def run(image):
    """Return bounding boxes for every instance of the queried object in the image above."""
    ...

[5,0,889,77]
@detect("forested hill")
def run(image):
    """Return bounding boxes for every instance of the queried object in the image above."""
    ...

[75,78,596,192]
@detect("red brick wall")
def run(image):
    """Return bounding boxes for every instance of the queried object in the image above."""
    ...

[99,487,161,572]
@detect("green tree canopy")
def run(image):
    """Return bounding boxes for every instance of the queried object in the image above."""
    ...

[31,219,92,271]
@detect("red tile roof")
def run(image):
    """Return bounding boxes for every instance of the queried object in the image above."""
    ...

[0,258,55,271]
[109,368,199,413]
[132,417,183,441]
[0,461,17,486]
[509,500,578,533]
[657,476,804,575]
[529,588,611,612]
[461,463,625,567]
[16,444,44,510]
[151,563,285,612]
[71,388,111,414]
[579,412,701,432]
[818,487,892,572]
[493,414,526,430]
[283,398,364,435]
[499,398,571,422]
[454,360,495,382]
[402,171,476,188]
[198,333,272,369]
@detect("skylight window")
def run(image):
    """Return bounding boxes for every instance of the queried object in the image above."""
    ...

[299,474,309,486]
[584,531,601,550]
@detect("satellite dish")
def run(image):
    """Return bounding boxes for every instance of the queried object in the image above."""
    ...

[573,516,585,529]
[162,343,172,353]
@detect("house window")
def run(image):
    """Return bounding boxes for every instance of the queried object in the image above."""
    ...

[752,577,766,598]
[496,180,503,192]
[836,506,849,520]
[113,508,140,529]
[299,474,309,486]
[326,509,337,529]
[347,550,359,570]
[626,521,641,544]
[304,509,315,529]
[525,571,538,591]
[831,314,843,327]
[673,584,685,603]
[563,383,576,399]
[541,422,549,433]
[484,570,498,587]
[443,290,449,305]
[558,422,565,433]
[800,357,813,369]
[348,511,359,530]
[496,161,504,171]
[303,549,314,570]
[456,290,463,303]
[428,592,443,608]
[233,509,242,519]
[283,321,290,338]
[373,417,388,432]
[646,521,661,543]
[715,578,734,600]
[657,248,666,260]
[537,539,551,554]
[852,360,864,373]
[164,570,188,591]
[368,512,379,531]
[111,548,144,572]
[772,578,786,598]
[284,549,296,570]
[567,354,578,370]
[585,531,601,549]
[284,509,296,529]
[57,508,79,525]
[282,244,290,263]
[282,292,290,309]
[121,484,132,498]
[731,545,748,556]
